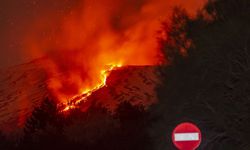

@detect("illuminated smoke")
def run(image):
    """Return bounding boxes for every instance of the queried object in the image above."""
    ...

[24,0,206,108]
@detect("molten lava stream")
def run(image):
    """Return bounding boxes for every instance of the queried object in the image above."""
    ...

[60,64,122,112]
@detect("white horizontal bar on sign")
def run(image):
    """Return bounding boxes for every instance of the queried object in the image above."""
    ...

[174,133,199,141]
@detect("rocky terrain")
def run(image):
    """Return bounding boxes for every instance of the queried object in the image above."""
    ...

[0,59,161,134]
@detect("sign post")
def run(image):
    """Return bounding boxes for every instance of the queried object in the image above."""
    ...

[172,122,201,150]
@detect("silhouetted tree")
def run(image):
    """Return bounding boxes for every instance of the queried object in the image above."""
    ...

[17,97,153,150]
[0,131,14,150]
[154,0,250,149]
[158,7,191,64]
[23,98,64,135]
[108,101,153,150]
[20,98,67,149]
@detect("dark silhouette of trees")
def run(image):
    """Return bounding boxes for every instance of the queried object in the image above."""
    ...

[20,98,67,150]
[154,0,250,149]
[13,97,152,150]
[62,104,119,150]
[68,102,153,150]
[23,98,61,135]
[111,102,152,150]
[158,7,191,64]
[0,131,14,150]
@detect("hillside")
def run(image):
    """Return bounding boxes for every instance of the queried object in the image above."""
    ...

[0,60,161,133]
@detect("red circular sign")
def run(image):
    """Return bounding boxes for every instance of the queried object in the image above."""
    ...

[172,122,201,150]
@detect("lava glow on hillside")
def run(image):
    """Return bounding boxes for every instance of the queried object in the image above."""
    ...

[22,0,206,112]
[61,63,122,112]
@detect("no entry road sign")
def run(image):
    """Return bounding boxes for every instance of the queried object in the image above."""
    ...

[172,122,201,150]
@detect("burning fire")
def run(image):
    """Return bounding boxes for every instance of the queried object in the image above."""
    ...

[61,63,122,112]
[23,0,206,112]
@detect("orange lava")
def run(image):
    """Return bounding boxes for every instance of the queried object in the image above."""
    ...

[23,0,206,112]
[61,63,122,112]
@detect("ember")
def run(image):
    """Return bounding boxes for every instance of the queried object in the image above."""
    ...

[23,0,205,113]
[60,64,122,112]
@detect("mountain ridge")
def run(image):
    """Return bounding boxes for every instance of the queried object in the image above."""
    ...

[0,60,161,134]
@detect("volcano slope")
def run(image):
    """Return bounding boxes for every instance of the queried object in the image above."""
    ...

[0,60,48,133]
[76,65,161,112]
[0,59,161,134]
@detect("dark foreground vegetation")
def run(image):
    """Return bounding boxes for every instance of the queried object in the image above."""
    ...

[1,0,250,149]
[154,0,250,149]
[0,98,153,150]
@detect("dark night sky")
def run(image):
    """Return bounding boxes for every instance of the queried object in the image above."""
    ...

[0,0,81,68]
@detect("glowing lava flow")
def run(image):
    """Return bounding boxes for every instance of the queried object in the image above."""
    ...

[60,64,122,112]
